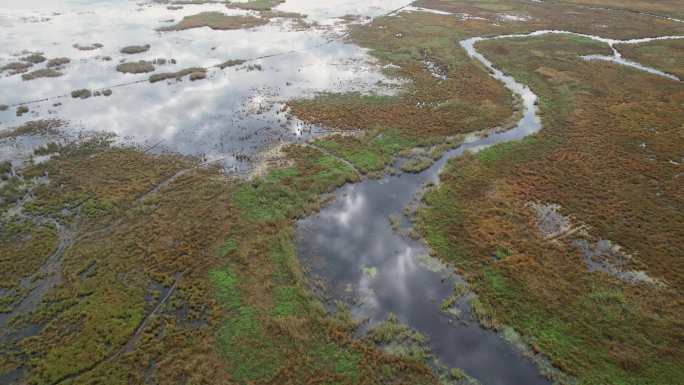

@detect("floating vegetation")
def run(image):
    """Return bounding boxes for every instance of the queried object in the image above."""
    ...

[366,314,430,361]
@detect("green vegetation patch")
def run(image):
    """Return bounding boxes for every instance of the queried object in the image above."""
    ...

[234,147,357,222]
[227,0,285,11]
[0,220,58,289]
[211,265,283,382]
[159,11,268,31]
[315,129,417,175]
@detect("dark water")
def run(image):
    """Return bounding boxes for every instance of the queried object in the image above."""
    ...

[296,37,548,385]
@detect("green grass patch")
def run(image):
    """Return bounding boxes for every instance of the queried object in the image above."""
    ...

[228,0,284,11]
[272,286,305,317]
[316,129,417,174]
[212,265,284,382]
[313,342,362,381]
[234,149,356,222]
[233,167,304,222]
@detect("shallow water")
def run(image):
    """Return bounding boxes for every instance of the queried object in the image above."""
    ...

[296,35,546,385]
[0,0,411,170]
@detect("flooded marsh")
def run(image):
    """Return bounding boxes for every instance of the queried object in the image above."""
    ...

[1,1,683,385]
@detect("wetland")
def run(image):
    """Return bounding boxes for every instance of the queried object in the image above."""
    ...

[1,1,683,385]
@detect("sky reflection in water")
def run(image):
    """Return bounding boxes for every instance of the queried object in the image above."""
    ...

[296,36,548,385]
[0,0,409,170]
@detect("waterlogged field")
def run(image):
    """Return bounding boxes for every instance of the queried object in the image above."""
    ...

[1,0,683,384]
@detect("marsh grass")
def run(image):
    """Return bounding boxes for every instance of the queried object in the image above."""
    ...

[159,12,268,31]
[227,0,284,11]
[417,33,684,385]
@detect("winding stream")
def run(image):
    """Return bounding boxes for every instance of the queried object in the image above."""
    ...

[466,30,684,81]
[296,30,681,384]
[296,34,544,385]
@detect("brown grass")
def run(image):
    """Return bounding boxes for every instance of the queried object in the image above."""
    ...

[289,11,515,139]
[617,39,684,79]
[415,0,684,39]
[418,33,684,385]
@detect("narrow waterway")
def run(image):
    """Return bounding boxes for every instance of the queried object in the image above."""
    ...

[296,34,544,385]
[296,30,682,384]
[466,29,683,81]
